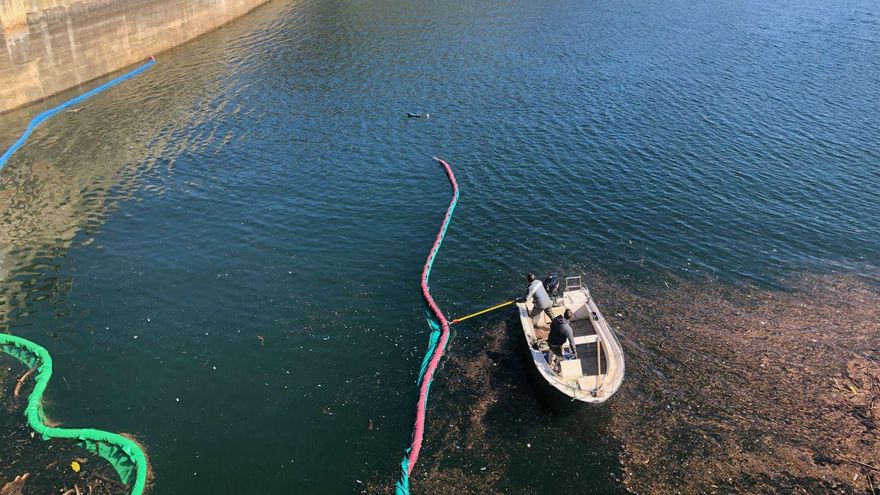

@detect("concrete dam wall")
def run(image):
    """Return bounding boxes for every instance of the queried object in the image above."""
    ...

[0,0,269,113]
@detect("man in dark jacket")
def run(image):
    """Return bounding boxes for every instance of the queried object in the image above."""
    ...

[547,309,578,371]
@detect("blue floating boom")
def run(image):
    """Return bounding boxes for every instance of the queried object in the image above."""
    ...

[0,58,157,172]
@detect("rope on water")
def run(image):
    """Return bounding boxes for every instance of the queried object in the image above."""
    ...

[394,157,459,495]
[0,57,157,172]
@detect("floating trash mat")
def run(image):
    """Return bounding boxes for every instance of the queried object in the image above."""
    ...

[602,274,880,495]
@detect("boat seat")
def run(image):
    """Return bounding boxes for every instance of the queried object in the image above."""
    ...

[577,374,606,391]
[533,306,567,328]
[533,327,550,340]
[559,359,582,379]
[573,334,598,346]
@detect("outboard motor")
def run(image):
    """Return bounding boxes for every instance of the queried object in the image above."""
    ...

[543,273,560,298]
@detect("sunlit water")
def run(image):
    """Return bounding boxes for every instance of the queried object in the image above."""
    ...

[0,0,877,493]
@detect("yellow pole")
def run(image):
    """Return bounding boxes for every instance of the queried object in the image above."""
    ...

[451,300,515,324]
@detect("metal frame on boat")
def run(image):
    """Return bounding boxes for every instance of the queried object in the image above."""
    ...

[516,276,625,404]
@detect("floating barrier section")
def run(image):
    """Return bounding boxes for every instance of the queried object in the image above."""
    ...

[0,334,148,494]
[0,58,156,172]
[395,157,459,495]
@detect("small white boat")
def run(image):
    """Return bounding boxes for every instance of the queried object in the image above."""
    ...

[516,276,625,404]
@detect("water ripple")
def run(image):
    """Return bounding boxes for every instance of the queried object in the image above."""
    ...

[0,0,878,492]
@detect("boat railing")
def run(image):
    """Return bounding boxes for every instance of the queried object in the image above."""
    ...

[564,276,582,292]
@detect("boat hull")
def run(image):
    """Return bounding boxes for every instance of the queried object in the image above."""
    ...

[517,327,596,414]
[515,278,625,405]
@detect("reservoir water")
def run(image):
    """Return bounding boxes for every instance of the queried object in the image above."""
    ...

[0,0,878,493]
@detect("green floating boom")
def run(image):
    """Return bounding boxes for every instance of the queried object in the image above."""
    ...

[0,334,148,494]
